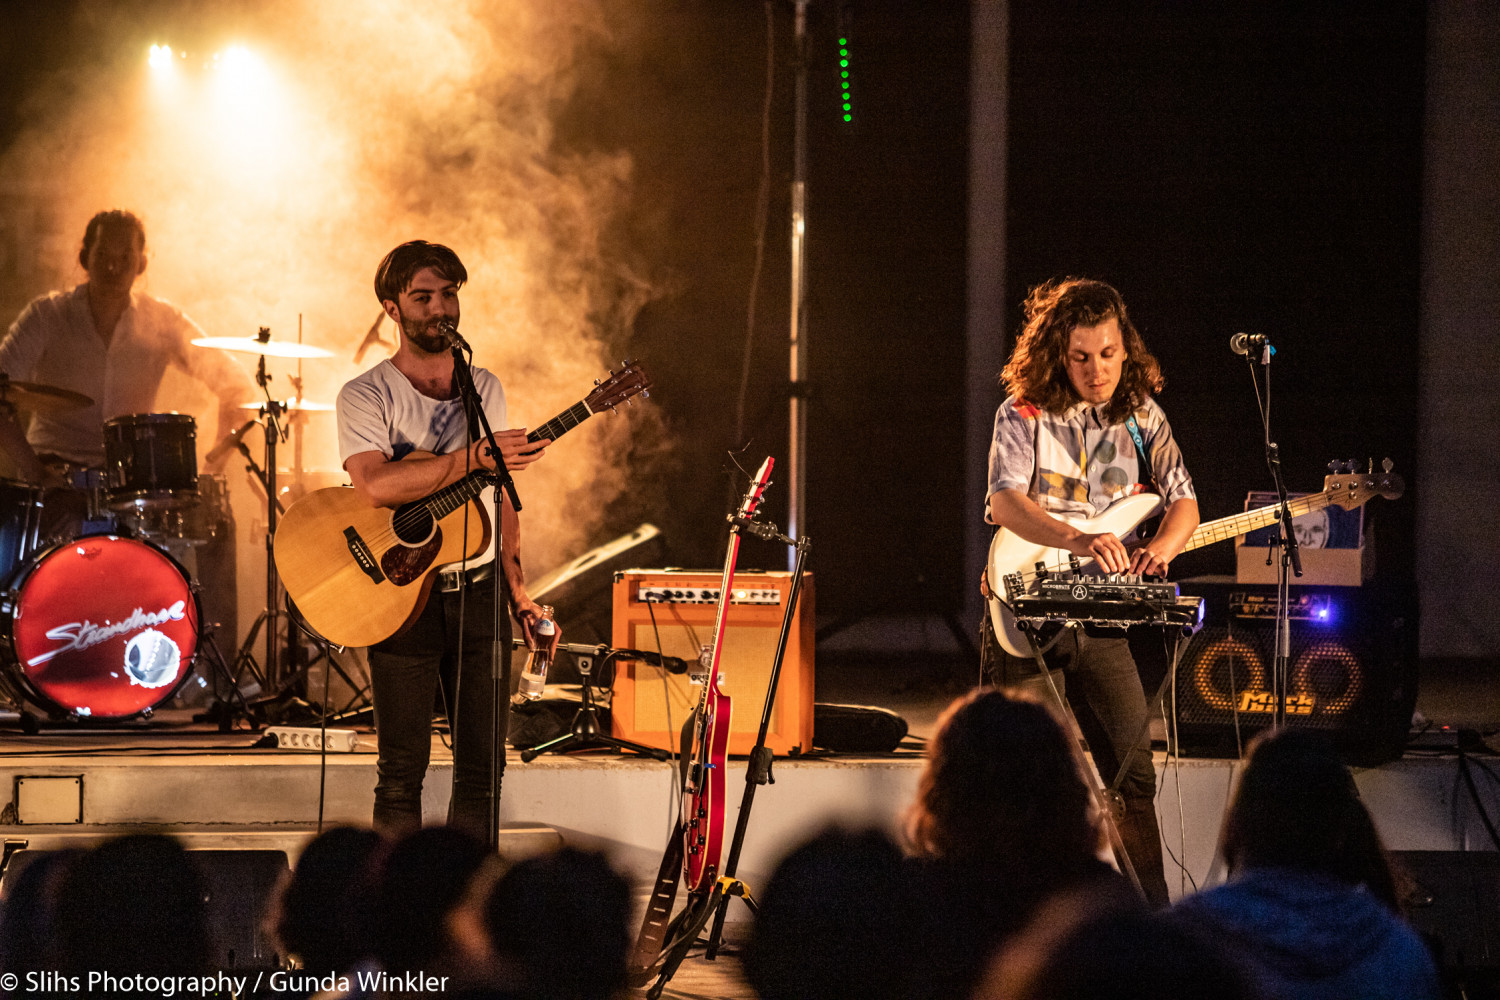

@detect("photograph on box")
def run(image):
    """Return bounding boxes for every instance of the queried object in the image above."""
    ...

[1240,491,1364,550]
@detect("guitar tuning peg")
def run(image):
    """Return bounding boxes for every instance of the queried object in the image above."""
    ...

[1367,458,1374,475]
[641,389,650,399]
[594,378,600,386]
[1327,460,1338,473]
[1382,457,1393,473]
[1344,459,1357,474]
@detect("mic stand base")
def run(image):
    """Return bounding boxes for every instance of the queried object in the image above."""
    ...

[519,655,669,762]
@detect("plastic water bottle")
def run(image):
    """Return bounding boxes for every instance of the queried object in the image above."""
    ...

[517,606,556,701]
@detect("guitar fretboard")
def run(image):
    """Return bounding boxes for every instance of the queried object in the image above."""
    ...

[426,471,492,519]
[529,401,592,445]
[419,399,596,517]
[1183,491,1336,552]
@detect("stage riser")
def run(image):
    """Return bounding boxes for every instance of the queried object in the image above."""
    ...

[0,753,1491,910]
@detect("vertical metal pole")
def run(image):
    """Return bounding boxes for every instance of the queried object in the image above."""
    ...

[787,0,809,570]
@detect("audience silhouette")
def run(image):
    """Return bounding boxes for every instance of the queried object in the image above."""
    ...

[1169,728,1441,1000]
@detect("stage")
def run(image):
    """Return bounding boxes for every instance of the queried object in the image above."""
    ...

[0,648,1494,906]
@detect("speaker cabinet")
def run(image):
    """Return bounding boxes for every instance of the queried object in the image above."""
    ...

[611,569,814,756]
[1171,578,1417,764]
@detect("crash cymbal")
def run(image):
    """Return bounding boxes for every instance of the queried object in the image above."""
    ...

[193,336,335,359]
[0,379,93,414]
[238,398,336,412]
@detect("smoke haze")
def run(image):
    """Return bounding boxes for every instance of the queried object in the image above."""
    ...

[0,0,662,591]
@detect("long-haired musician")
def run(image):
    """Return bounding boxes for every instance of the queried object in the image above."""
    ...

[983,277,1200,907]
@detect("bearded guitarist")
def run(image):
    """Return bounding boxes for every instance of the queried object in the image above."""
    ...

[336,240,559,837]
[982,278,1199,908]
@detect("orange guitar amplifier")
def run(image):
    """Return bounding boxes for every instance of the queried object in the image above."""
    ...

[610,569,814,756]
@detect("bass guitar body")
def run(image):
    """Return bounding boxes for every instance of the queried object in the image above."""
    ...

[987,492,1162,657]
[274,455,492,648]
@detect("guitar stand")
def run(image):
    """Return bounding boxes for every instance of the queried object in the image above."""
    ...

[639,531,810,999]
[645,877,757,1000]
[518,649,669,762]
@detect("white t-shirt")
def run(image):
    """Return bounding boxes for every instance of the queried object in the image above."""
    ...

[337,358,507,465]
[336,359,508,565]
[0,285,252,464]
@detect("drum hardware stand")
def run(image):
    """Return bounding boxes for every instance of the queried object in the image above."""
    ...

[193,622,265,732]
[514,641,671,762]
[229,336,300,700]
[641,527,810,999]
[283,602,374,718]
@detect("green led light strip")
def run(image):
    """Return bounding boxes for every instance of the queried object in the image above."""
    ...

[838,36,852,123]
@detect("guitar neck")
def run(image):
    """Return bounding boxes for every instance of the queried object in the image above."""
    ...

[1183,491,1334,553]
[528,400,593,445]
[421,398,594,513]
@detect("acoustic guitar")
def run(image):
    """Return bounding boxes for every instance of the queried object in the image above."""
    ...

[274,361,650,648]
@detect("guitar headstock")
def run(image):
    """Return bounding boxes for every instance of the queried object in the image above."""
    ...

[585,360,652,413]
[1323,458,1405,510]
[738,457,775,520]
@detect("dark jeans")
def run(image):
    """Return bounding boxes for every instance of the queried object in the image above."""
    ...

[984,620,1171,906]
[990,628,1156,800]
[368,576,510,837]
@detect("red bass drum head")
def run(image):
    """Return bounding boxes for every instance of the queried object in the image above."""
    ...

[8,535,199,719]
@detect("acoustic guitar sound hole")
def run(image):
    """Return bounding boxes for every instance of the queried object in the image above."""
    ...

[392,503,435,545]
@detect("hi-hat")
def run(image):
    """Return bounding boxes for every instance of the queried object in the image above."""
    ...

[193,336,335,359]
[239,398,336,412]
[0,379,93,414]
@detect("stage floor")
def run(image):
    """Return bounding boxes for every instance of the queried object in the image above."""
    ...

[0,624,1492,996]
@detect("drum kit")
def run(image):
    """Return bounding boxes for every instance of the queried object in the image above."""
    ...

[0,330,349,730]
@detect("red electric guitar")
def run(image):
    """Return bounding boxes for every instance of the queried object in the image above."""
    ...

[682,456,775,892]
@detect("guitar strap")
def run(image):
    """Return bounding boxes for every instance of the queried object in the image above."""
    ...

[1124,413,1158,493]
[627,818,686,987]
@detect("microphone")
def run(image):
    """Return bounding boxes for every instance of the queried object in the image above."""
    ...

[204,419,258,465]
[1230,332,1272,356]
[353,312,392,363]
[436,318,470,351]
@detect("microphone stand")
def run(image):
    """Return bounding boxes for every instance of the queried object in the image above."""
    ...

[448,331,521,850]
[1241,337,1301,729]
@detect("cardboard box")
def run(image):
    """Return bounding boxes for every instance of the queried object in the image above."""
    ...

[1234,490,1371,587]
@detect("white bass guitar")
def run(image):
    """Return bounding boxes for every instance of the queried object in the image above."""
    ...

[986,463,1405,657]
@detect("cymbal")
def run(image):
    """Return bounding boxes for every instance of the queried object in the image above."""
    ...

[0,379,93,414]
[193,336,335,359]
[239,398,336,412]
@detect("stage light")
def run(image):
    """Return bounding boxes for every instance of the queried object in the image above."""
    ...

[148,44,175,72]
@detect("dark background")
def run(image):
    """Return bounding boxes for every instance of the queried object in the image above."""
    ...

[568,1,1422,619]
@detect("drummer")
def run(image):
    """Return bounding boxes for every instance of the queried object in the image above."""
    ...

[0,209,254,652]
[0,210,253,481]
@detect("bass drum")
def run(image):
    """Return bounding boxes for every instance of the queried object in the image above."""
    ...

[0,535,200,720]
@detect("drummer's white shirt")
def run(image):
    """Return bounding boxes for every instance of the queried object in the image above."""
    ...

[0,284,249,465]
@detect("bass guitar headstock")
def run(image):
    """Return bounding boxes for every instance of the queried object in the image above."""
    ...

[1323,458,1405,510]
[585,359,652,413]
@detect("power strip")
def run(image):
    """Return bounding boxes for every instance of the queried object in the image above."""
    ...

[265,726,361,753]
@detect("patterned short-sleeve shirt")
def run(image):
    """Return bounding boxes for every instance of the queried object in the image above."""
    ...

[986,394,1195,525]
